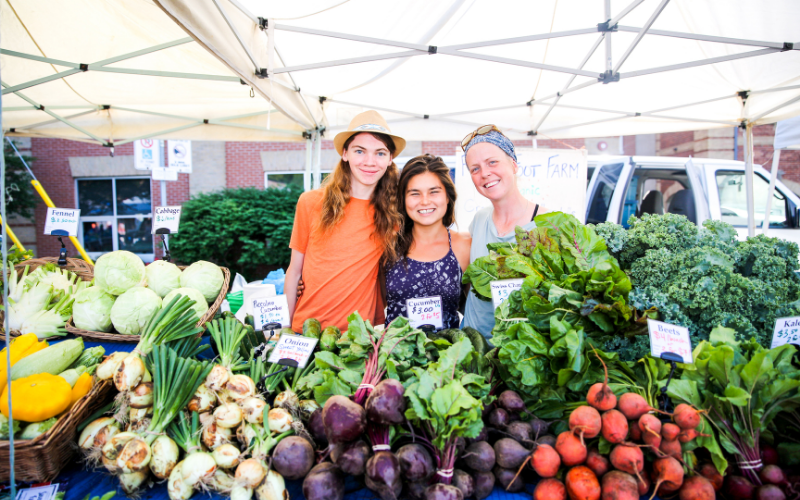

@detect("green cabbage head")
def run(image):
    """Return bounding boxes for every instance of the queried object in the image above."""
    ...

[164,287,208,322]
[146,260,182,297]
[94,250,146,296]
[72,286,116,332]
[110,287,162,335]
[180,261,223,302]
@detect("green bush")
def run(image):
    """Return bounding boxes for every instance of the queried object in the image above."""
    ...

[170,187,301,279]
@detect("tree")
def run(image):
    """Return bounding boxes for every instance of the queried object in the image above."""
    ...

[3,143,38,219]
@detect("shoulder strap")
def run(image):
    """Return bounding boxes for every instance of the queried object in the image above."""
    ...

[447,229,452,249]
[531,204,539,221]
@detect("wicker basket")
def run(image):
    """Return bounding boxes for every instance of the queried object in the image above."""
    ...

[2,257,94,338]
[0,378,114,482]
[66,265,231,342]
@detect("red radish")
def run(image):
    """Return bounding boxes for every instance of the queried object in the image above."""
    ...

[556,431,588,466]
[628,421,642,441]
[661,423,680,441]
[673,404,701,430]
[761,444,780,466]
[585,448,610,478]
[679,475,715,500]
[759,465,787,486]
[650,456,684,500]
[586,348,616,412]
[601,410,628,444]
[756,484,786,500]
[601,471,639,500]
[725,476,756,500]
[659,438,682,459]
[609,444,644,482]
[698,462,723,491]
[534,478,567,500]
[569,406,602,439]
[566,466,601,500]
[531,444,561,478]
[638,414,662,437]
[617,393,652,420]
[637,470,651,496]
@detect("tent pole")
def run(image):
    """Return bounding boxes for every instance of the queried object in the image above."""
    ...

[612,0,670,74]
[211,0,261,71]
[438,49,599,78]
[304,134,313,192]
[744,123,756,238]
[604,0,612,73]
[313,131,322,189]
[763,149,781,236]
[608,0,646,27]
[621,48,778,79]
[616,26,795,50]
[750,93,800,123]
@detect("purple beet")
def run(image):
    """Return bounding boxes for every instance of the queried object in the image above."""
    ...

[365,379,406,426]
[406,481,428,500]
[488,407,509,428]
[332,439,371,476]
[322,395,366,444]
[473,470,495,500]
[466,426,489,446]
[424,483,464,500]
[303,462,344,500]
[396,443,434,481]
[760,465,787,486]
[505,421,533,444]
[462,441,495,472]
[497,390,526,414]
[308,408,327,445]
[452,470,474,499]
[272,436,314,480]
[529,417,551,438]
[365,451,403,500]
[756,484,786,500]
[725,475,756,500]
[494,465,524,492]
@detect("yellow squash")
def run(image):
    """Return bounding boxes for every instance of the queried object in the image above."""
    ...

[0,373,71,422]
[0,334,47,389]
[69,372,93,408]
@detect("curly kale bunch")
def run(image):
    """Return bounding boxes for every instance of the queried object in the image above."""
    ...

[593,213,800,350]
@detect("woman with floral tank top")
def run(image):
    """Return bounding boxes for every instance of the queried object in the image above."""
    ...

[384,155,471,330]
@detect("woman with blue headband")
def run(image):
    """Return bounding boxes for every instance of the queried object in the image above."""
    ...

[461,125,548,338]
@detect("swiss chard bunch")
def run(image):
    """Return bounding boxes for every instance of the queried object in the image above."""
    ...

[403,339,489,485]
[668,326,800,483]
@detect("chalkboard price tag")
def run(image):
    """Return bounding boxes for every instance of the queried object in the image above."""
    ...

[267,334,318,369]
[251,295,290,329]
[44,207,80,236]
[771,316,800,348]
[647,319,693,364]
[490,279,524,309]
[406,296,443,329]
[153,206,181,234]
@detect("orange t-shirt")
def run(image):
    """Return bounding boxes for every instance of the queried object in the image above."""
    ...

[289,189,385,332]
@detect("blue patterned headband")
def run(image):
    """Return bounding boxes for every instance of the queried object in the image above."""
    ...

[464,130,517,162]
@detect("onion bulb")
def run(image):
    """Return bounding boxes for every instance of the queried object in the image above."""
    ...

[120,465,150,495]
[96,351,128,380]
[213,443,241,469]
[102,431,137,462]
[92,420,121,450]
[255,470,287,500]
[241,397,266,424]
[151,435,179,480]
[237,423,259,448]
[214,403,243,429]
[129,382,154,408]
[181,451,217,487]
[114,354,146,392]
[211,469,235,493]
[267,408,293,433]
[231,486,254,500]
[273,390,299,411]
[188,384,217,413]
[206,365,230,392]
[168,461,193,500]
[78,417,116,450]
[117,436,152,473]
[234,458,266,489]
[226,374,256,402]
[202,423,232,449]
[101,454,120,474]
[299,399,320,420]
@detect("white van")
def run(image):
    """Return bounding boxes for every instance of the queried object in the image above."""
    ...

[586,156,800,243]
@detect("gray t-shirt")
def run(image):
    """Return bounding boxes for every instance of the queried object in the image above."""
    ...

[462,207,536,338]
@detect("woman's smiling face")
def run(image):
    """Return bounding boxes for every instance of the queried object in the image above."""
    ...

[405,171,448,227]
[342,132,393,190]
[466,142,517,201]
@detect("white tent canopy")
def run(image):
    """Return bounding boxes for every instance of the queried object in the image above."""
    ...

[3,0,800,146]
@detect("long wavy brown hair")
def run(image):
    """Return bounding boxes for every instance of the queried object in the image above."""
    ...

[317,132,403,264]
[395,154,457,263]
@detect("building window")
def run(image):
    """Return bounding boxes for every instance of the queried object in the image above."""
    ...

[264,171,331,190]
[76,177,154,261]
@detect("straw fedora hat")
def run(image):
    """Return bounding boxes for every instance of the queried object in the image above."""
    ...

[333,110,406,156]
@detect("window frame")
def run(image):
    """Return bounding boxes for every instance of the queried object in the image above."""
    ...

[74,176,155,262]
[263,170,332,190]
[714,169,790,229]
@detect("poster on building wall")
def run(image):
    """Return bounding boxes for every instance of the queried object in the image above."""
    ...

[167,140,192,173]
[453,148,588,230]
[134,139,159,171]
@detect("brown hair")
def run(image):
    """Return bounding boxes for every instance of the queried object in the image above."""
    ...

[318,132,403,264]
[395,154,457,262]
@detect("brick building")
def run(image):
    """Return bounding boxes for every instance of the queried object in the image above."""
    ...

[8,123,796,261]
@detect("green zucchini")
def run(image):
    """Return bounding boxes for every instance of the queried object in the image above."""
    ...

[11,338,84,380]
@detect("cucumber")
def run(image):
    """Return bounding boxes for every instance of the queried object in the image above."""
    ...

[11,338,84,380]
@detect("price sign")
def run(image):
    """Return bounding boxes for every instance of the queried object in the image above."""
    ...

[152,165,179,181]
[647,319,693,364]
[490,279,524,309]
[43,207,80,236]
[406,296,443,329]
[153,206,181,234]
[251,295,290,330]
[267,333,318,369]
[771,316,800,348]
[16,485,59,500]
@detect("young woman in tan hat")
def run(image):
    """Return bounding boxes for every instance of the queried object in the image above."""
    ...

[285,110,405,332]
